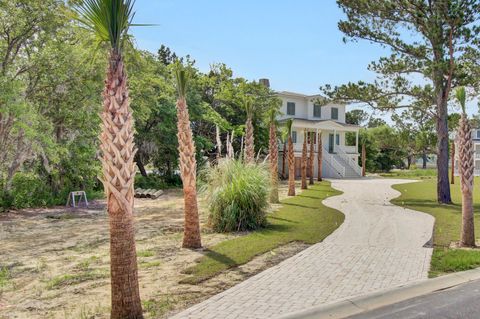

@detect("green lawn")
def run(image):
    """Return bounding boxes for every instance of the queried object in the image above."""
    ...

[391,178,480,277]
[379,168,437,179]
[181,181,344,284]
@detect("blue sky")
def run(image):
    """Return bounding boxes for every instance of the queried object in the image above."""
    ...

[130,0,475,117]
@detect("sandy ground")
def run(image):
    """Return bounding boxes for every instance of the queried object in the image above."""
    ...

[0,181,305,319]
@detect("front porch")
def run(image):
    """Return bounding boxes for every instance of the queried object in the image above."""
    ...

[278,119,362,178]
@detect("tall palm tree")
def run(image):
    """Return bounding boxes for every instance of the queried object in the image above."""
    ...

[456,87,475,247]
[286,119,295,196]
[175,68,202,249]
[244,99,255,164]
[75,1,142,317]
[301,130,308,190]
[268,109,279,203]
[317,131,323,181]
[281,128,288,179]
[309,131,315,185]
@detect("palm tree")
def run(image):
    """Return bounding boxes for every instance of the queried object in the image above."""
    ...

[317,132,323,181]
[281,128,288,179]
[175,68,202,249]
[286,119,295,196]
[244,99,255,164]
[456,87,475,247]
[309,131,314,185]
[268,109,279,203]
[301,130,308,190]
[75,1,142,317]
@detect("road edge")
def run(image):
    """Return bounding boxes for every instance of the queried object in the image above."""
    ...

[279,267,480,319]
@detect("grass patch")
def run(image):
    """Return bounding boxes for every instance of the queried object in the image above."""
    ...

[143,296,176,318]
[140,261,162,269]
[46,269,108,289]
[137,250,155,258]
[0,267,10,287]
[391,178,480,277]
[180,181,344,284]
[380,168,437,179]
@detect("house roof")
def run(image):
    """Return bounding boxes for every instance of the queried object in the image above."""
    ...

[277,91,344,105]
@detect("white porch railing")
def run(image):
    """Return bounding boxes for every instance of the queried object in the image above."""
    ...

[323,146,345,177]
[336,146,362,176]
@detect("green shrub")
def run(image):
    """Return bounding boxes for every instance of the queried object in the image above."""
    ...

[9,172,56,208]
[135,174,181,190]
[202,159,270,232]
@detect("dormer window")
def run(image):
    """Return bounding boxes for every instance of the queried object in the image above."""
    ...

[287,102,296,115]
[313,104,321,118]
[331,107,339,120]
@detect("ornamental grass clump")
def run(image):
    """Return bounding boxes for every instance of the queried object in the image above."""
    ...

[203,159,270,232]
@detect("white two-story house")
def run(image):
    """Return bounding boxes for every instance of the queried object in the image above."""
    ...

[277,91,363,178]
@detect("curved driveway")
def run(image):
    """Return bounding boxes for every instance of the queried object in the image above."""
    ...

[172,178,435,319]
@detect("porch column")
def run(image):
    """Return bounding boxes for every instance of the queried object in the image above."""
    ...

[355,130,359,152]
[333,129,336,153]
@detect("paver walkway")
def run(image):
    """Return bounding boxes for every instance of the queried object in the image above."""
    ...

[172,178,435,319]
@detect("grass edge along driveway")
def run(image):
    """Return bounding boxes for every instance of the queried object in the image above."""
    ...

[390,178,480,277]
[181,181,344,284]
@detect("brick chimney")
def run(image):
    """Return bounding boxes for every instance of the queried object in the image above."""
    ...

[259,78,270,88]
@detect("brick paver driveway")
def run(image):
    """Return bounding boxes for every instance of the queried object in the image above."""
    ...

[172,178,434,319]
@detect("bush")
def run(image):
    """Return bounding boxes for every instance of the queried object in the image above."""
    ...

[135,173,182,190]
[202,159,270,232]
[7,172,56,208]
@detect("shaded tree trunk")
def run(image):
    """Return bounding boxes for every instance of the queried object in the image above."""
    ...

[301,131,308,190]
[317,132,322,181]
[451,141,455,185]
[176,96,202,249]
[422,151,427,169]
[135,155,147,177]
[406,155,413,170]
[282,141,287,179]
[287,136,295,196]
[434,72,452,204]
[361,143,366,177]
[100,51,142,319]
[309,132,314,185]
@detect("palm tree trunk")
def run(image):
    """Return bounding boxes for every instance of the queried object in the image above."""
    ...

[309,132,314,185]
[245,116,255,164]
[361,143,366,177]
[458,114,475,247]
[282,141,287,179]
[176,97,202,249]
[288,137,295,196]
[269,123,279,203]
[317,132,322,181]
[301,131,308,190]
[451,141,455,184]
[100,51,142,319]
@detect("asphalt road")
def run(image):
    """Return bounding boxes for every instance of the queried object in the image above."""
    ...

[347,279,480,319]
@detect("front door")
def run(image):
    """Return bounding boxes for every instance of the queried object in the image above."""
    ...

[328,134,334,153]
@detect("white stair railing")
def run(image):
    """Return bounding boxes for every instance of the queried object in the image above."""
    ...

[336,146,362,176]
[323,146,345,177]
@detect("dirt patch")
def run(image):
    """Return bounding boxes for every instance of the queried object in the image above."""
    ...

[0,181,307,319]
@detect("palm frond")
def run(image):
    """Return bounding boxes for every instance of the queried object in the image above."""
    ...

[175,65,188,98]
[456,86,466,114]
[243,98,254,118]
[286,118,293,135]
[75,0,136,52]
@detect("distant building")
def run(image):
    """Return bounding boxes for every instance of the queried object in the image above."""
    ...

[276,91,362,178]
